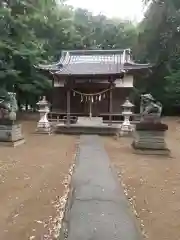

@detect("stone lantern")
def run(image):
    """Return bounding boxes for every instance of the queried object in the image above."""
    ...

[36,96,51,134]
[119,98,134,136]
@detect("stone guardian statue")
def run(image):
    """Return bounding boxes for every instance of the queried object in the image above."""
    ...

[0,89,24,147]
[0,91,18,121]
[140,93,162,122]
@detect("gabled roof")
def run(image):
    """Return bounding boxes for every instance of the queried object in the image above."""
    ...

[36,49,153,76]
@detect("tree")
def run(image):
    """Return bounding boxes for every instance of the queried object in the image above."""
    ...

[136,0,180,113]
[0,0,139,109]
[73,8,137,50]
[0,0,50,107]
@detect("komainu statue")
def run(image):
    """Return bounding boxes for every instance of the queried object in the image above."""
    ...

[132,93,169,155]
[0,89,25,146]
[0,90,18,121]
[140,93,162,122]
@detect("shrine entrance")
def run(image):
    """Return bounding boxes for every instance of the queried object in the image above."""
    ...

[82,97,103,117]
[71,85,113,118]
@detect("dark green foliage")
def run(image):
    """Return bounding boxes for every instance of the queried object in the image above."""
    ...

[3,0,180,114]
[136,0,180,113]
[0,1,137,108]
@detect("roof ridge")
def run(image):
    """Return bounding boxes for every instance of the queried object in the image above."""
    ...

[61,49,130,56]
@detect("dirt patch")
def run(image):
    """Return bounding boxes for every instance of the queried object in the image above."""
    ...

[0,121,77,240]
[104,118,180,240]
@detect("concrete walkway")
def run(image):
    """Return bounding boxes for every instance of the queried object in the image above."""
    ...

[67,135,141,240]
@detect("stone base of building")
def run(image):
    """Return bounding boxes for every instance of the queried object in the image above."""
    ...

[0,123,25,147]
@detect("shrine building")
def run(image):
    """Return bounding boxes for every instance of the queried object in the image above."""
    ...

[36,49,152,126]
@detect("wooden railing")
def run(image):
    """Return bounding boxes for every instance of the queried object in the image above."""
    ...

[100,113,140,123]
[48,112,78,124]
[48,111,141,124]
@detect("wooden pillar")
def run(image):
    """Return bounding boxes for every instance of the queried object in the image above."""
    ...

[66,87,71,127]
[108,77,115,125]
[50,81,54,112]
[109,87,113,125]
[51,72,57,111]
[89,98,92,119]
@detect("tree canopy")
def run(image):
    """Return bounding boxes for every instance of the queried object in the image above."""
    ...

[1,0,180,113]
[136,0,180,113]
[0,0,137,109]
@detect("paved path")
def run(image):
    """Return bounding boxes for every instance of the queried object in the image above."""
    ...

[67,135,141,240]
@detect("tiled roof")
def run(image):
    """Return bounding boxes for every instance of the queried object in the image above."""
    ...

[56,51,124,75]
[36,49,152,76]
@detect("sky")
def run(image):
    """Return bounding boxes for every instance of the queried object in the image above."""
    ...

[67,0,144,22]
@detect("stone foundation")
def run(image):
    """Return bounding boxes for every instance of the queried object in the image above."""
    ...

[132,129,170,155]
[0,124,25,147]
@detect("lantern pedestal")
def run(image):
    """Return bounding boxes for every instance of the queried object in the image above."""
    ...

[119,112,134,136]
[36,97,52,135]
[118,98,134,137]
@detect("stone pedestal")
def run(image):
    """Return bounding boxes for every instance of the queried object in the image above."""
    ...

[118,98,134,137]
[119,114,134,136]
[36,113,51,134]
[0,123,25,147]
[132,122,170,155]
[36,96,52,134]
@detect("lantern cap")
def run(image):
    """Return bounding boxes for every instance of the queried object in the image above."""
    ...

[121,98,134,108]
[37,96,49,106]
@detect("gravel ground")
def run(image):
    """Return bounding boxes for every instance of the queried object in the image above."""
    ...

[0,121,77,240]
[104,117,180,240]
